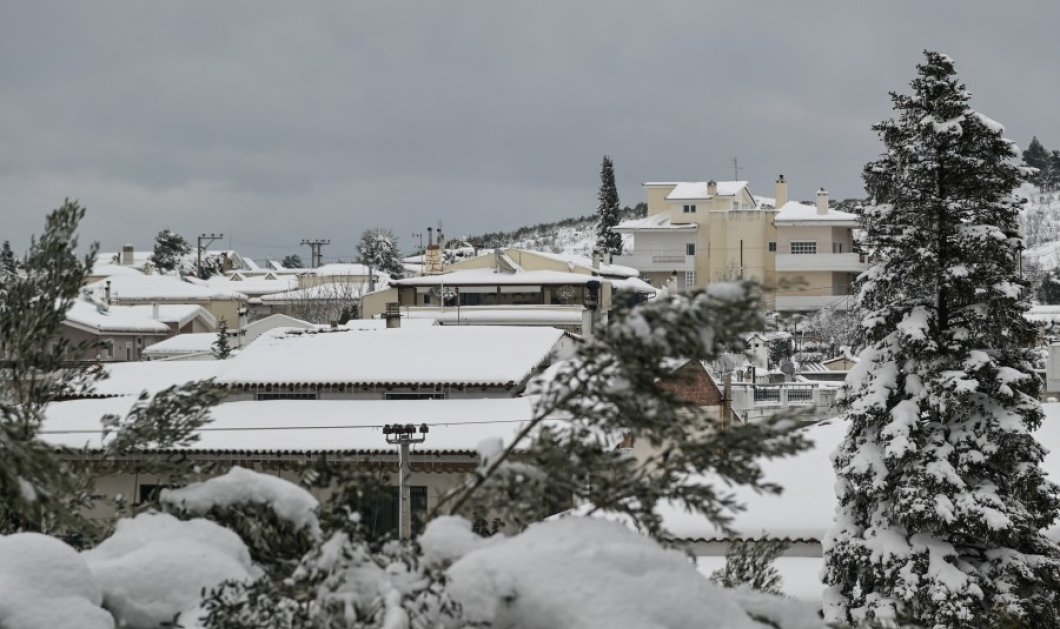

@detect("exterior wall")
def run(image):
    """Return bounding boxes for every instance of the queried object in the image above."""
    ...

[362,287,401,319]
[775,225,852,254]
[80,457,483,532]
[58,325,169,362]
[644,185,676,214]
[658,361,724,406]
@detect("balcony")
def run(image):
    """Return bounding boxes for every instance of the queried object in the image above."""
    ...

[612,252,695,273]
[775,253,867,272]
[774,294,856,312]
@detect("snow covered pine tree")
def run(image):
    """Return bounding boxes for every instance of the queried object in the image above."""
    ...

[823,51,1060,628]
[595,155,623,257]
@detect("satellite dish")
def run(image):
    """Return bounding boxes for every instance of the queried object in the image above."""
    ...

[780,360,796,376]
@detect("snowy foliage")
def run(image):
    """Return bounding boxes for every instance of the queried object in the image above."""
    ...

[595,154,624,256]
[357,228,405,280]
[710,538,790,595]
[148,229,190,274]
[823,51,1060,628]
[212,319,232,359]
[441,281,810,538]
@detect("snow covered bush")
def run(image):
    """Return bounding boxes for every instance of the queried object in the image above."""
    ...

[823,51,1060,628]
[710,538,790,595]
[0,532,114,629]
[161,466,321,567]
[83,513,256,628]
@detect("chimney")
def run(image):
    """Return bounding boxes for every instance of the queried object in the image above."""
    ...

[152,303,159,319]
[816,188,830,215]
[775,174,789,208]
[707,180,718,196]
[384,302,402,328]
[121,244,134,266]
[495,248,503,273]
[105,280,112,304]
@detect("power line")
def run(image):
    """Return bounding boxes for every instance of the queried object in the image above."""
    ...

[38,417,534,435]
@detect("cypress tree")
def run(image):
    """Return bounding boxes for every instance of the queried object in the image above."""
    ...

[212,319,232,359]
[0,241,16,275]
[823,51,1060,628]
[595,155,623,257]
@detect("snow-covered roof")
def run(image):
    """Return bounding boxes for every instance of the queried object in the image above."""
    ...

[1027,305,1060,324]
[124,304,217,329]
[98,250,153,270]
[41,397,535,454]
[615,214,697,232]
[87,263,145,278]
[215,325,567,388]
[64,300,171,335]
[88,361,226,397]
[400,306,586,327]
[774,201,858,225]
[660,405,1060,544]
[609,276,657,295]
[664,181,749,200]
[394,268,610,287]
[753,195,777,209]
[343,318,439,330]
[310,263,384,278]
[86,275,248,302]
[206,275,299,297]
[143,333,219,357]
[259,282,382,303]
[503,249,639,278]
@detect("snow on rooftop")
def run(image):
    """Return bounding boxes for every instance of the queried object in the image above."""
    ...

[311,263,385,277]
[143,333,218,356]
[665,181,749,200]
[86,275,248,302]
[215,325,567,387]
[125,304,216,328]
[258,282,382,303]
[400,306,586,326]
[498,249,639,278]
[42,397,534,453]
[774,201,858,224]
[609,276,657,295]
[660,405,1060,544]
[343,318,439,330]
[394,268,609,287]
[615,214,697,231]
[92,361,225,397]
[64,300,171,334]
[206,275,298,297]
[88,262,145,277]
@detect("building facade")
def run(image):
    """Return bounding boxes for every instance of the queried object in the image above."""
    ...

[615,176,865,312]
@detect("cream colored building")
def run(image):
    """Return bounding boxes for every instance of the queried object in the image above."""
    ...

[615,176,865,312]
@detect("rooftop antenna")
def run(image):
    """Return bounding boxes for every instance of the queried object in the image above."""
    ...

[730,156,743,181]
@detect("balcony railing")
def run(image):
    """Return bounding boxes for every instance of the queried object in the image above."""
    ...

[613,252,695,272]
[776,252,868,272]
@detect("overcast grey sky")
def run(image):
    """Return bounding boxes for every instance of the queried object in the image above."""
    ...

[2,2,1057,262]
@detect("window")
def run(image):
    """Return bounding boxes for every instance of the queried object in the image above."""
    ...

[357,486,428,540]
[790,241,817,255]
[255,393,318,401]
[684,271,696,289]
[384,392,446,400]
[768,242,776,252]
[136,483,177,505]
[832,242,843,254]
[685,243,696,256]
[682,204,697,214]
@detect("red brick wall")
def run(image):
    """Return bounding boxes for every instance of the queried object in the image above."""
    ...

[659,361,723,406]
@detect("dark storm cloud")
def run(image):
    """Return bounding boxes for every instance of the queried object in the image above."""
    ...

[2,1,1057,261]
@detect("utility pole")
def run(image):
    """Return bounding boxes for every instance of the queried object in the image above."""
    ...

[383,423,428,540]
[731,156,743,180]
[197,233,223,278]
[300,239,330,268]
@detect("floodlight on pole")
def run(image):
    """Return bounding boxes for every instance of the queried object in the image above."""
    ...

[384,423,428,540]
